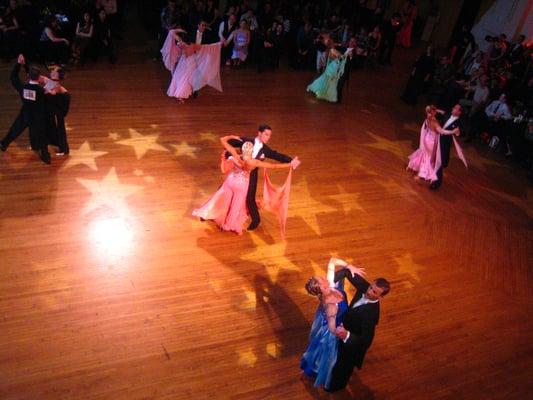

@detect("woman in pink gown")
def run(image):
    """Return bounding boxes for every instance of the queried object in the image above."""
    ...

[193,136,296,235]
[407,105,458,183]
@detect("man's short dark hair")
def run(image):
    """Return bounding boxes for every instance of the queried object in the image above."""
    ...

[29,66,40,81]
[375,278,390,296]
[258,124,271,132]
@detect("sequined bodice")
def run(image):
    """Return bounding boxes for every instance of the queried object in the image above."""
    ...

[229,164,250,183]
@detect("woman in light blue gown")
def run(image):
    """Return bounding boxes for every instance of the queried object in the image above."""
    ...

[300,259,365,389]
[307,47,348,103]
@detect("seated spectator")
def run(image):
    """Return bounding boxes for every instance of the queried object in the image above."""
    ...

[240,9,258,32]
[483,93,513,151]
[73,12,93,64]
[38,16,70,65]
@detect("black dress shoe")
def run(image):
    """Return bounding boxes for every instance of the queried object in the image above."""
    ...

[0,143,7,152]
[247,222,259,231]
[39,151,51,165]
[429,182,440,190]
[192,91,198,98]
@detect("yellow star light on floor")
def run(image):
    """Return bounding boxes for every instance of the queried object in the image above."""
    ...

[237,348,257,367]
[328,184,366,215]
[116,128,168,160]
[266,342,281,358]
[394,253,425,282]
[61,141,108,171]
[239,289,257,310]
[291,177,337,236]
[363,131,414,160]
[171,141,199,158]
[76,167,143,215]
[108,132,120,140]
[199,131,218,142]
[240,233,301,283]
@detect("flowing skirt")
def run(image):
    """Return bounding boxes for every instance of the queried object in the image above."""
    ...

[192,170,249,234]
[408,127,440,181]
[307,58,345,103]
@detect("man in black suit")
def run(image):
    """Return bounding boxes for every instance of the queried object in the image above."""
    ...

[430,104,463,190]
[186,20,218,98]
[326,267,390,392]
[1,54,50,164]
[228,124,300,231]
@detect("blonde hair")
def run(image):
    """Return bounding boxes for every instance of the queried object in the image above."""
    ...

[425,105,437,115]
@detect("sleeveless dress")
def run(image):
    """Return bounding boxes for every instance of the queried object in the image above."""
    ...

[407,120,441,181]
[307,57,346,103]
[231,30,249,61]
[192,160,249,234]
[300,287,349,389]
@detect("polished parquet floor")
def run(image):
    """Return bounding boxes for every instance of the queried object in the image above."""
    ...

[0,17,532,400]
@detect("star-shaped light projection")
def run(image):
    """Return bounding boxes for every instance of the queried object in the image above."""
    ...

[328,184,366,215]
[240,233,301,283]
[116,128,168,160]
[199,131,218,142]
[76,167,143,215]
[239,288,258,310]
[291,177,337,236]
[171,141,199,158]
[266,342,281,358]
[394,253,425,282]
[61,141,108,171]
[108,132,120,140]
[237,348,257,367]
[363,131,414,160]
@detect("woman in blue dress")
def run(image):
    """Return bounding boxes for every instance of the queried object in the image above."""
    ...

[301,258,366,389]
[307,45,348,103]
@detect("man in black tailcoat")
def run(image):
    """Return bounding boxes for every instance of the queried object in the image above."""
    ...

[0,54,50,164]
[430,104,463,190]
[326,266,391,392]
[228,124,300,231]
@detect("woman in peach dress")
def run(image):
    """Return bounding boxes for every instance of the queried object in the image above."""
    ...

[407,105,458,183]
[193,136,296,235]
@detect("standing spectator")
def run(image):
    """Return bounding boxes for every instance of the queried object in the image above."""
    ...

[227,19,250,66]
[0,0,21,60]
[96,0,119,38]
[219,13,237,66]
[295,22,314,70]
[396,0,417,48]
[93,8,116,63]
[354,26,369,68]
[379,13,401,65]
[160,0,181,50]
[401,45,436,105]
[72,11,93,64]
[367,25,382,68]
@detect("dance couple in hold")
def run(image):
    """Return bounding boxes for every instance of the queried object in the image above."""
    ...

[407,104,468,190]
[301,257,390,392]
[192,125,300,235]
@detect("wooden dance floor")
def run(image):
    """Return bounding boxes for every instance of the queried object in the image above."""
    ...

[0,31,532,400]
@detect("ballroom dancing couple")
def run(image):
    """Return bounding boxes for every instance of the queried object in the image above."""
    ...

[193,124,301,235]
[407,104,468,190]
[1,55,71,164]
[161,21,223,103]
[306,34,354,104]
[301,257,390,392]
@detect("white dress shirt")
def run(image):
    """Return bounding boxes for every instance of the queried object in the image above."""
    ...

[195,30,203,45]
[485,100,512,120]
[443,115,458,129]
[252,137,263,159]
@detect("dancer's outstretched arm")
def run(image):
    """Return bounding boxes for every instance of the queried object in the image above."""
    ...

[247,157,299,169]
[220,135,244,166]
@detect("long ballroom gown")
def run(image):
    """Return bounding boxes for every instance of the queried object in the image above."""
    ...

[192,159,249,234]
[407,120,441,181]
[307,57,346,103]
[301,287,348,389]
